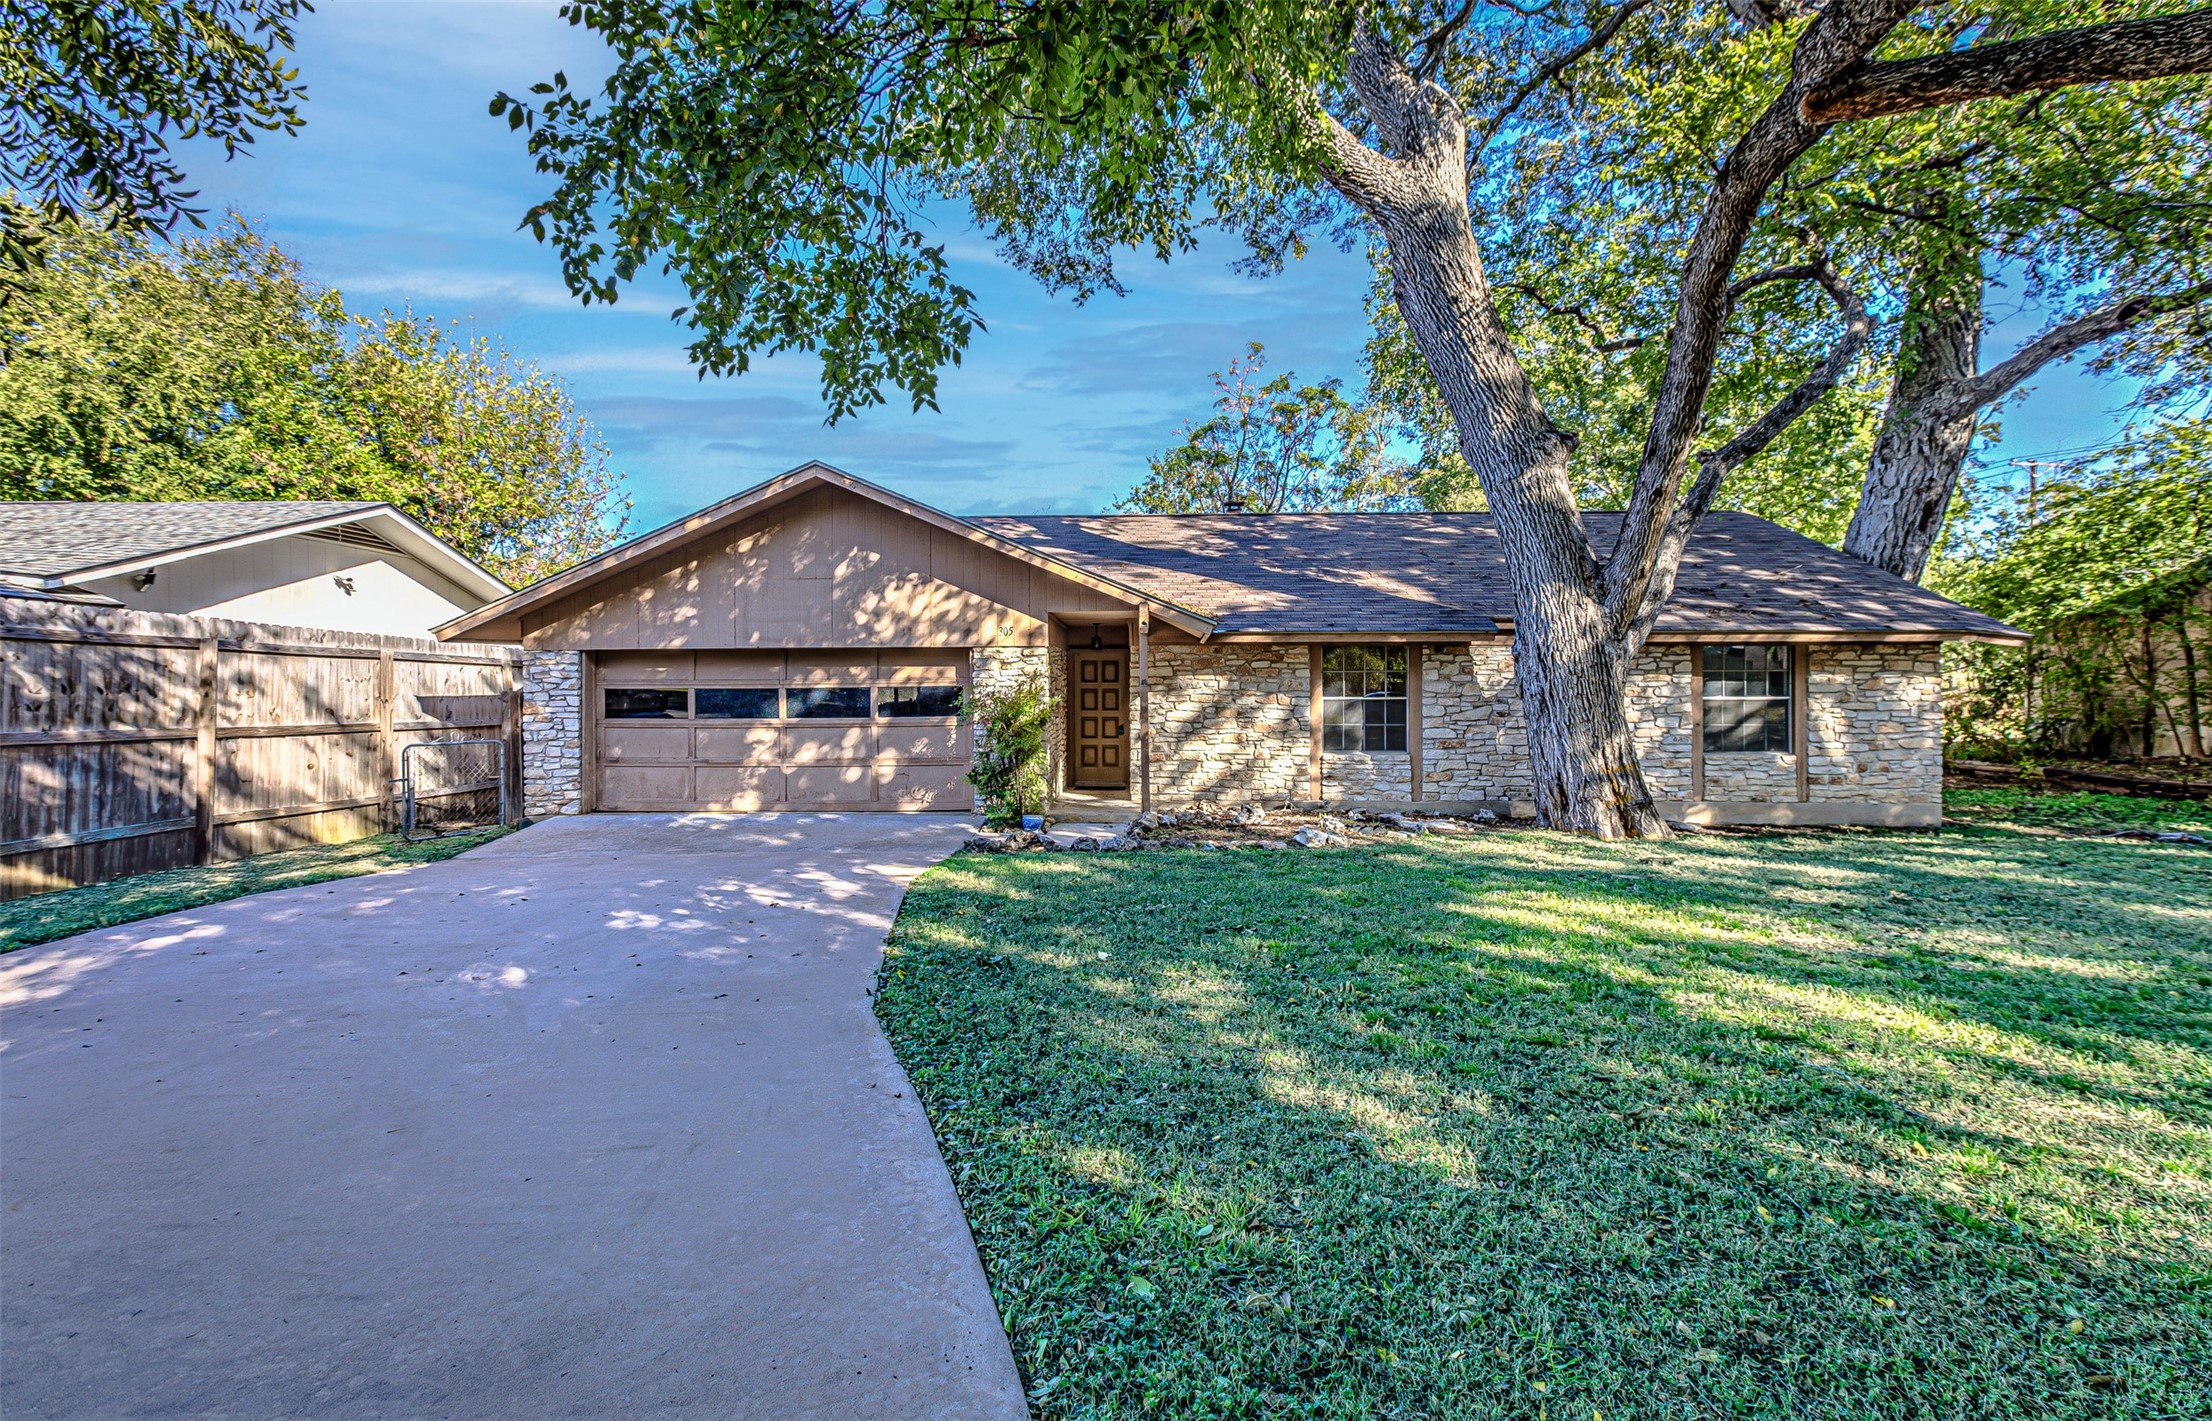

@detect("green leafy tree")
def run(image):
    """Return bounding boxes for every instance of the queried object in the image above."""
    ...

[496,0,2212,836]
[1938,421,2212,759]
[0,215,631,585]
[1122,343,1413,514]
[0,0,310,281]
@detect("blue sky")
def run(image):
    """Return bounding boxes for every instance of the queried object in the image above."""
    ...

[185,1,2137,531]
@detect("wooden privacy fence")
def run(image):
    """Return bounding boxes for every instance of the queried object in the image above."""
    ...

[1,598,524,900]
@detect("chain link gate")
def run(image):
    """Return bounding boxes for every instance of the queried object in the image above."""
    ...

[399,738,513,842]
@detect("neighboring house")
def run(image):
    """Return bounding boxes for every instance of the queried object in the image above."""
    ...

[438,462,2025,827]
[0,501,510,638]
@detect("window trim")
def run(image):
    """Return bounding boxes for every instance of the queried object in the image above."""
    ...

[1699,644,1794,755]
[1318,644,1410,755]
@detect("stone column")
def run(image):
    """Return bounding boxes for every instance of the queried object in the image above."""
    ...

[521,649,584,818]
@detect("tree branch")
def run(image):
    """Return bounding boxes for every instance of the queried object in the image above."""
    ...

[1620,254,1874,652]
[1599,0,1912,641]
[1937,280,2212,418]
[1803,7,2212,124]
[1474,0,1656,152]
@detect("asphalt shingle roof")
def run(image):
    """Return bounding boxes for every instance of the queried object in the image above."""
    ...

[971,511,2021,639]
[0,501,386,581]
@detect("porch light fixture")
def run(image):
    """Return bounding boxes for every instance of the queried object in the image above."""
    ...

[131,570,157,591]
[1089,624,1103,650]
[334,575,356,595]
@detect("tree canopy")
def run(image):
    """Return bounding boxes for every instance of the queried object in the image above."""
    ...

[0,1,310,278]
[0,216,632,585]
[1121,343,1413,514]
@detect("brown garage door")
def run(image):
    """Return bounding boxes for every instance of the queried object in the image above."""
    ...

[593,650,971,811]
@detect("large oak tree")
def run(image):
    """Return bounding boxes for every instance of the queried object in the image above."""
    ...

[498,0,2212,836]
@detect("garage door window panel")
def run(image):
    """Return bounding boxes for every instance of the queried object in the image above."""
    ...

[695,687,781,719]
[788,687,872,719]
[605,687,689,719]
[878,685,963,718]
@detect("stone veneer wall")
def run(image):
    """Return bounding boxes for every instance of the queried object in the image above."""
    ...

[1116,640,1940,811]
[1146,644,1310,802]
[510,640,1940,816]
[521,649,584,818]
[1800,644,1943,803]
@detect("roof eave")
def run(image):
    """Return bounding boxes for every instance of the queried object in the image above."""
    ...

[28,504,511,605]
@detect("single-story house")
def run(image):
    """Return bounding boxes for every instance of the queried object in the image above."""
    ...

[437,462,2025,827]
[0,501,509,639]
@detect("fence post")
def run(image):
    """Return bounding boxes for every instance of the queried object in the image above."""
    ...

[376,650,396,832]
[501,670,523,825]
[191,636,218,864]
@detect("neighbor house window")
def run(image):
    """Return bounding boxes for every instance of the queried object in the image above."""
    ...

[694,687,779,719]
[1702,645,1792,753]
[1320,645,1409,753]
[877,685,963,718]
[787,687,872,719]
[604,687,687,719]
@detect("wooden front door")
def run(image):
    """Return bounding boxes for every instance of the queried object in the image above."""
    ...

[1069,649,1129,789]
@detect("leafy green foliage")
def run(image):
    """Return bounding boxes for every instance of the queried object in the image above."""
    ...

[968,671,1055,826]
[1938,424,2212,757]
[0,827,512,952]
[492,0,1375,418]
[0,1,309,278]
[1121,343,1413,514]
[0,216,632,585]
[1431,0,2211,539]
[880,812,2211,1417]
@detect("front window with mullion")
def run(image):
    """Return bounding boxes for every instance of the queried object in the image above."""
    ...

[1702,644,1792,753]
[1320,645,1409,753]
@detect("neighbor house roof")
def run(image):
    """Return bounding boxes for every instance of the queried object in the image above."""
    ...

[973,511,2026,642]
[433,462,2025,645]
[0,501,511,603]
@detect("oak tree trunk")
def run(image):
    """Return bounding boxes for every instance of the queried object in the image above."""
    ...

[1373,179,1667,838]
[1842,254,1982,582]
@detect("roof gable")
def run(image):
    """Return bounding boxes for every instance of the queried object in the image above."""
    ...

[436,462,1214,642]
[0,500,510,603]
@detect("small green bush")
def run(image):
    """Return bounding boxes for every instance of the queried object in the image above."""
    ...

[967,672,1054,827]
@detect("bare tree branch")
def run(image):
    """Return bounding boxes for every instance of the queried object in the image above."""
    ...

[1936,280,2212,418]
[1620,254,1874,652]
[1803,7,2212,123]
[1474,0,1656,152]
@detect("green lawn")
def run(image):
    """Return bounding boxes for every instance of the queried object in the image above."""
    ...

[0,828,512,951]
[878,798,2212,1419]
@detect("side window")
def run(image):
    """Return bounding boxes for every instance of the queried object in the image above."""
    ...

[604,687,687,719]
[1702,645,1792,752]
[1320,646,1409,753]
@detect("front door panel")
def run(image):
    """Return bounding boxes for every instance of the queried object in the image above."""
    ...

[1069,649,1129,789]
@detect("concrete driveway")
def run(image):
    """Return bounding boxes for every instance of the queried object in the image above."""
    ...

[1,814,1025,1420]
